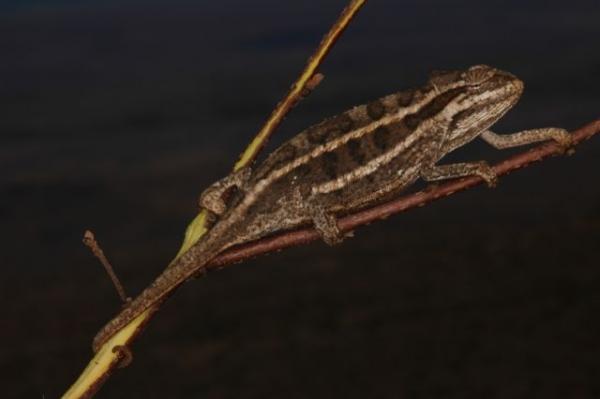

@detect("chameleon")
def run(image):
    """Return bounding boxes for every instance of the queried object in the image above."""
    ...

[92,64,571,352]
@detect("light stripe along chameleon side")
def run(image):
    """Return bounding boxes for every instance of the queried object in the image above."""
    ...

[93,65,571,351]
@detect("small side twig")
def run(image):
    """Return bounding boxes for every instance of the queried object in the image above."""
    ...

[299,72,325,102]
[172,0,366,260]
[83,230,129,304]
[233,0,367,170]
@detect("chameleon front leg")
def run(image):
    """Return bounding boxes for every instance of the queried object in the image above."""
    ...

[294,188,344,246]
[420,161,498,187]
[480,128,572,151]
[198,167,252,215]
[419,127,572,187]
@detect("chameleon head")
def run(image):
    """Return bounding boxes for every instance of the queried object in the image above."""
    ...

[461,65,524,121]
[429,64,524,118]
[437,65,524,150]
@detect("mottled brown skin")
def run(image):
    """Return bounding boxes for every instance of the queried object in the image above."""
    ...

[93,65,571,351]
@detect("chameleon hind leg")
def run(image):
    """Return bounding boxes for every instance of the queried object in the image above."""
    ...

[198,167,252,216]
[308,203,344,245]
[294,188,344,246]
[420,161,498,187]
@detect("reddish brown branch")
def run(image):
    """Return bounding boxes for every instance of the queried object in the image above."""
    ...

[208,119,600,269]
[69,119,598,399]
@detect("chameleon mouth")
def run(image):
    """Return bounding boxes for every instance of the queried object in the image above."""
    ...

[507,76,524,97]
[502,77,524,106]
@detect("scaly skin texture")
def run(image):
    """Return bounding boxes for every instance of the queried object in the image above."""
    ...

[93,65,571,352]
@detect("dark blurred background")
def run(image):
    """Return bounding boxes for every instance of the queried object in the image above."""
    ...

[2,0,599,397]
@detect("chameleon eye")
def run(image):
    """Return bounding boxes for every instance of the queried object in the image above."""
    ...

[463,64,496,85]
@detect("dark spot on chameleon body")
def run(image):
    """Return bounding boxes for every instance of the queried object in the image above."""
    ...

[298,185,312,197]
[320,151,339,179]
[396,89,415,107]
[347,138,366,165]
[289,163,314,196]
[404,87,465,130]
[254,143,298,180]
[450,101,499,138]
[337,113,354,132]
[451,107,477,129]
[306,126,328,145]
[366,100,386,120]
[276,143,297,163]
[293,163,312,179]
[222,186,245,210]
[306,112,356,145]
[373,126,393,151]
[404,113,421,130]
[307,123,346,145]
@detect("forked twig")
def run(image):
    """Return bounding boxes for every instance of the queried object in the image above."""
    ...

[63,2,368,398]
[82,230,129,304]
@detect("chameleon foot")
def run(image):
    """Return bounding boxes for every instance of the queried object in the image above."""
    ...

[309,203,344,245]
[474,161,498,188]
[551,129,574,155]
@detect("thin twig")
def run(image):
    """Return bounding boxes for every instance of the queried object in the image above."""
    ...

[206,119,600,268]
[62,2,368,398]
[233,0,367,171]
[173,0,366,259]
[82,230,129,303]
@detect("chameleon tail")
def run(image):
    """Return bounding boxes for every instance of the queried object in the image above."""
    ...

[91,230,231,353]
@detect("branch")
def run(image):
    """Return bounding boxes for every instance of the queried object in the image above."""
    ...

[207,119,600,268]
[62,2,368,398]
[65,113,598,398]
[233,0,367,170]
[175,0,366,259]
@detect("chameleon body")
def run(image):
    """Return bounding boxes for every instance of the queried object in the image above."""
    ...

[93,65,570,351]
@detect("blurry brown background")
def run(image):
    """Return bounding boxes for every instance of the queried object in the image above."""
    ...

[2,0,599,397]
